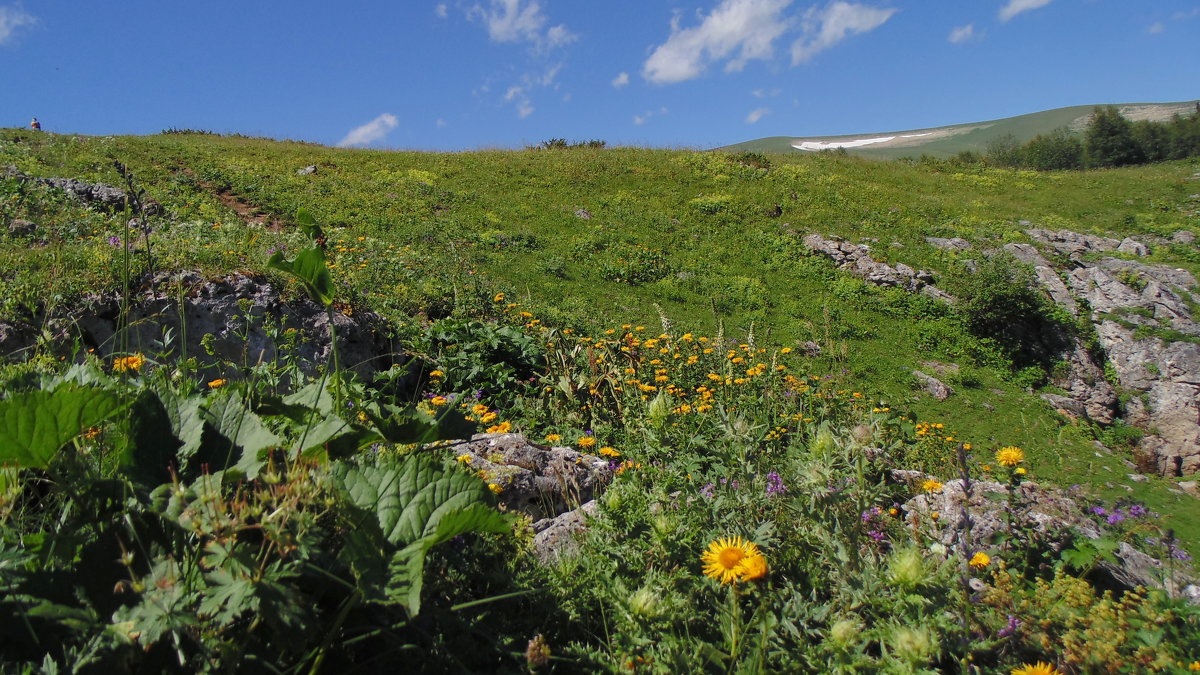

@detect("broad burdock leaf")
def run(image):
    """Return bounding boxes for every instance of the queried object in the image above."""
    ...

[268,247,334,306]
[0,386,128,468]
[334,454,509,616]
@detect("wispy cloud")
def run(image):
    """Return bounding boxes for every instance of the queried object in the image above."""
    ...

[752,87,782,98]
[998,0,1054,22]
[611,72,630,88]
[469,0,576,48]
[791,2,897,64]
[1174,8,1200,20]
[642,0,793,84]
[1146,22,1165,35]
[633,107,669,125]
[434,4,448,19]
[337,113,398,148]
[0,5,37,46]
[501,63,563,119]
[948,24,976,44]
[745,107,771,124]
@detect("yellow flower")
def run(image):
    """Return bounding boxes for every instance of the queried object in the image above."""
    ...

[701,536,763,585]
[544,433,562,443]
[736,553,769,581]
[968,551,991,569]
[207,378,227,389]
[487,483,503,494]
[456,453,473,464]
[996,446,1025,467]
[430,395,448,407]
[1189,662,1200,672]
[921,479,944,493]
[1015,467,1027,476]
[493,292,505,303]
[429,369,444,378]
[112,353,146,373]
[1010,662,1063,675]
[598,446,620,457]
[577,436,597,449]
[487,421,513,434]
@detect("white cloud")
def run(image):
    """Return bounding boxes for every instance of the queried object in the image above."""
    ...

[500,63,561,119]
[0,6,36,46]
[633,108,669,125]
[337,113,398,148]
[1172,8,1200,20]
[752,87,782,98]
[469,0,576,48]
[998,0,1054,22]
[435,3,448,19]
[1147,22,1165,34]
[642,0,793,84]
[745,107,771,124]
[436,118,448,128]
[612,71,630,88]
[791,2,897,65]
[948,24,975,43]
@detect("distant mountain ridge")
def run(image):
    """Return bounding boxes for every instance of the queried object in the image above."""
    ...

[719,101,1199,159]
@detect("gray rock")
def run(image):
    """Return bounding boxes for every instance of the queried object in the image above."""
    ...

[1117,238,1150,256]
[925,236,972,252]
[574,208,592,219]
[296,165,318,175]
[453,433,612,521]
[1026,228,1121,259]
[7,219,36,236]
[913,370,953,401]
[1051,342,1117,424]
[1095,258,1197,290]
[532,500,600,562]
[1041,393,1088,419]
[803,233,953,300]
[1174,230,1197,244]
[1002,242,1052,267]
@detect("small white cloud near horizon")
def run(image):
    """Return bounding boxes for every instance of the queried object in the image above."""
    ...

[338,113,399,148]
[999,0,1055,22]
[791,2,897,65]
[948,24,975,43]
[469,0,576,49]
[752,87,782,98]
[745,107,771,124]
[642,0,793,84]
[0,5,37,46]
[1147,21,1165,34]
[611,71,630,88]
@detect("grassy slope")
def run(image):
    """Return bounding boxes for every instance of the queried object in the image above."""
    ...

[721,101,1199,159]
[3,128,1199,549]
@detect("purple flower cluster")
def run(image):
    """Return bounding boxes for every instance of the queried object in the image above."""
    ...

[860,506,887,543]
[765,471,787,496]
[997,614,1021,638]
[1091,502,1153,526]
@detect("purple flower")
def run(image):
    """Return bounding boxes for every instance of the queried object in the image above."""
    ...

[1107,512,1125,525]
[867,530,886,542]
[997,615,1021,638]
[765,471,787,496]
[1090,506,1107,517]
[1129,504,1148,518]
[107,235,121,247]
[700,482,715,499]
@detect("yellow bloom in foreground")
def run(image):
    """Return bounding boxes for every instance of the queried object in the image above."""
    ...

[456,453,473,465]
[112,353,146,373]
[429,369,444,378]
[969,551,991,569]
[1011,661,1063,675]
[598,446,620,457]
[430,395,448,407]
[921,479,944,493]
[544,433,562,443]
[577,436,597,449]
[487,483,503,494]
[207,378,227,389]
[736,553,769,581]
[701,537,762,585]
[996,446,1025,467]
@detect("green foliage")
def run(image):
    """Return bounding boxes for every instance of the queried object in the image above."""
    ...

[424,318,545,396]
[1023,127,1084,170]
[0,385,127,468]
[1085,105,1145,168]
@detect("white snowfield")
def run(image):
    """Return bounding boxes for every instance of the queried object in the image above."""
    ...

[793,132,932,151]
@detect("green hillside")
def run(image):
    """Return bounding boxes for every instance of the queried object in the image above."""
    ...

[2,128,1199,672]
[721,100,1200,159]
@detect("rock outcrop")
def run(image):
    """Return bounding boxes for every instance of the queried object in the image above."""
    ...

[4,166,163,215]
[803,234,954,302]
[0,271,401,380]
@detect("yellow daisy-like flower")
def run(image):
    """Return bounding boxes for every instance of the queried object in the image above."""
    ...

[598,446,620,457]
[493,292,505,303]
[456,454,473,465]
[429,369,444,378]
[736,553,769,582]
[207,378,227,389]
[921,479,944,493]
[1189,661,1200,672]
[996,446,1025,467]
[112,353,146,373]
[577,436,597,449]
[487,420,513,434]
[701,537,762,585]
[1011,661,1063,675]
[969,551,991,569]
[487,483,503,494]
[430,395,448,407]
[544,433,562,443]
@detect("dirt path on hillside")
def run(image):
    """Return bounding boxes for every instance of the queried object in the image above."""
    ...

[178,167,286,231]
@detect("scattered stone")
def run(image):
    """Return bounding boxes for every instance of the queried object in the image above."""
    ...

[4,165,163,215]
[798,341,822,356]
[532,500,600,562]
[7,219,36,236]
[913,370,953,401]
[1127,473,1149,482]
[803,233,954,301]
[1117,238,1149,256]
[574,208,592,219]
[296,165,318,175]
[1173,230,1196,244]
[1041,393,1087,419]
[1026,228,1121,260]
[1179,481,1199,497]
[925,236,972,252]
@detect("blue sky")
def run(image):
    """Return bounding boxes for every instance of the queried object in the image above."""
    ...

[2,1,1197,150]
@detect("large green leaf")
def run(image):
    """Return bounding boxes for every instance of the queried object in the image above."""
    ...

[334,455,509,616]
[295,207,325,242]
[0,386,128,468]
[268,247,334,306]
[196,391,283,479]
[120,388,182,487]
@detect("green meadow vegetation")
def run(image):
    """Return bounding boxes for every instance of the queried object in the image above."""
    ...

[1,126,1199,672]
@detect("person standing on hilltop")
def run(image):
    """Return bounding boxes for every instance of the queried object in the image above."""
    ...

[30,117,41,131]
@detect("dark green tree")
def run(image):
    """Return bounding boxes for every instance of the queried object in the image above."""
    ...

[1084,106,1144,168]
[1131,119,1172,163]
[1167,110,1200,159]
[1023,127,1084,170]
[984,133,1025,168]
